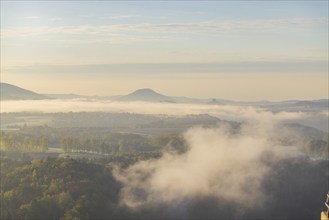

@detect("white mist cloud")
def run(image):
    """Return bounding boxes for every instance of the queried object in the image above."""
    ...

[0,99,307,122]
[4,99,326,132]
[3,99,321,131]
[113,121,302,209]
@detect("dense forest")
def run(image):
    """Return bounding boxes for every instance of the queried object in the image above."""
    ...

[1,157,122,219]
[1,122,327,157]
[0,112,328,219]
[1,155,328,219]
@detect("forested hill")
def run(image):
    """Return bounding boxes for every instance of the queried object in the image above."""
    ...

[1,157,122,219]
[118,88,174,102]
[1,156,327,220]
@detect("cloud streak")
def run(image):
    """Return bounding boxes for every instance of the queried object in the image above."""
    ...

[49,17,63,21]
[108,14,141,20]
[3,61,328,75]
[25,16,41,19]
[2,18,327,39]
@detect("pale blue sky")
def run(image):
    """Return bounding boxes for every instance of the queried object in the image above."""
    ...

[1,1,328,100]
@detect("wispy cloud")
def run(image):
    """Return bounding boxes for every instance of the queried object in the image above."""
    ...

[25,16,41,19]
[49,17,63,21]
[3,61,327,75]
[108,14,141,19]
[2,18,327,39]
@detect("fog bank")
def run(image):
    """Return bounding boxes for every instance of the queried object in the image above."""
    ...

[113,119,305,210]
[2,99,327,131]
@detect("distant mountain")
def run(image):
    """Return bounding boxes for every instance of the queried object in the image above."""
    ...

[1,83,50,100]
[118,88,174,102]
[294,100,329,107]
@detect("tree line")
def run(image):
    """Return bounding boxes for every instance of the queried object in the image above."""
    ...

[0,133,48,152]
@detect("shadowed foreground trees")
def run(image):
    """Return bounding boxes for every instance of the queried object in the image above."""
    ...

[1,157,121,219]
[0,156,327,220]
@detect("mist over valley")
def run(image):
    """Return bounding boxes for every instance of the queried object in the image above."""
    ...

[1,1,328,219]
[1,83,328,219]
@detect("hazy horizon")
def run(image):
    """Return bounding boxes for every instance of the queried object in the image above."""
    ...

[2,81,329,102]
[1,1,328,101]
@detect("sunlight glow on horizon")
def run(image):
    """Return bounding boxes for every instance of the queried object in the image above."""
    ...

[1,1,328,100]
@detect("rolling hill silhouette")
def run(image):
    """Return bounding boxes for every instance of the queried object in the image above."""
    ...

[118,88,174,102]
[1,83,50,100]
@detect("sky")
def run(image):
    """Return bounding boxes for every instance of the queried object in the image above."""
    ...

[1,1,328,101]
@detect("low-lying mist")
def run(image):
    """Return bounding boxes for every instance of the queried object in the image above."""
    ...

[1,99,328,219]
[1,99,327,131]
[112,116,327,219]
[113,119,301,208]
[0,100,310,118]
